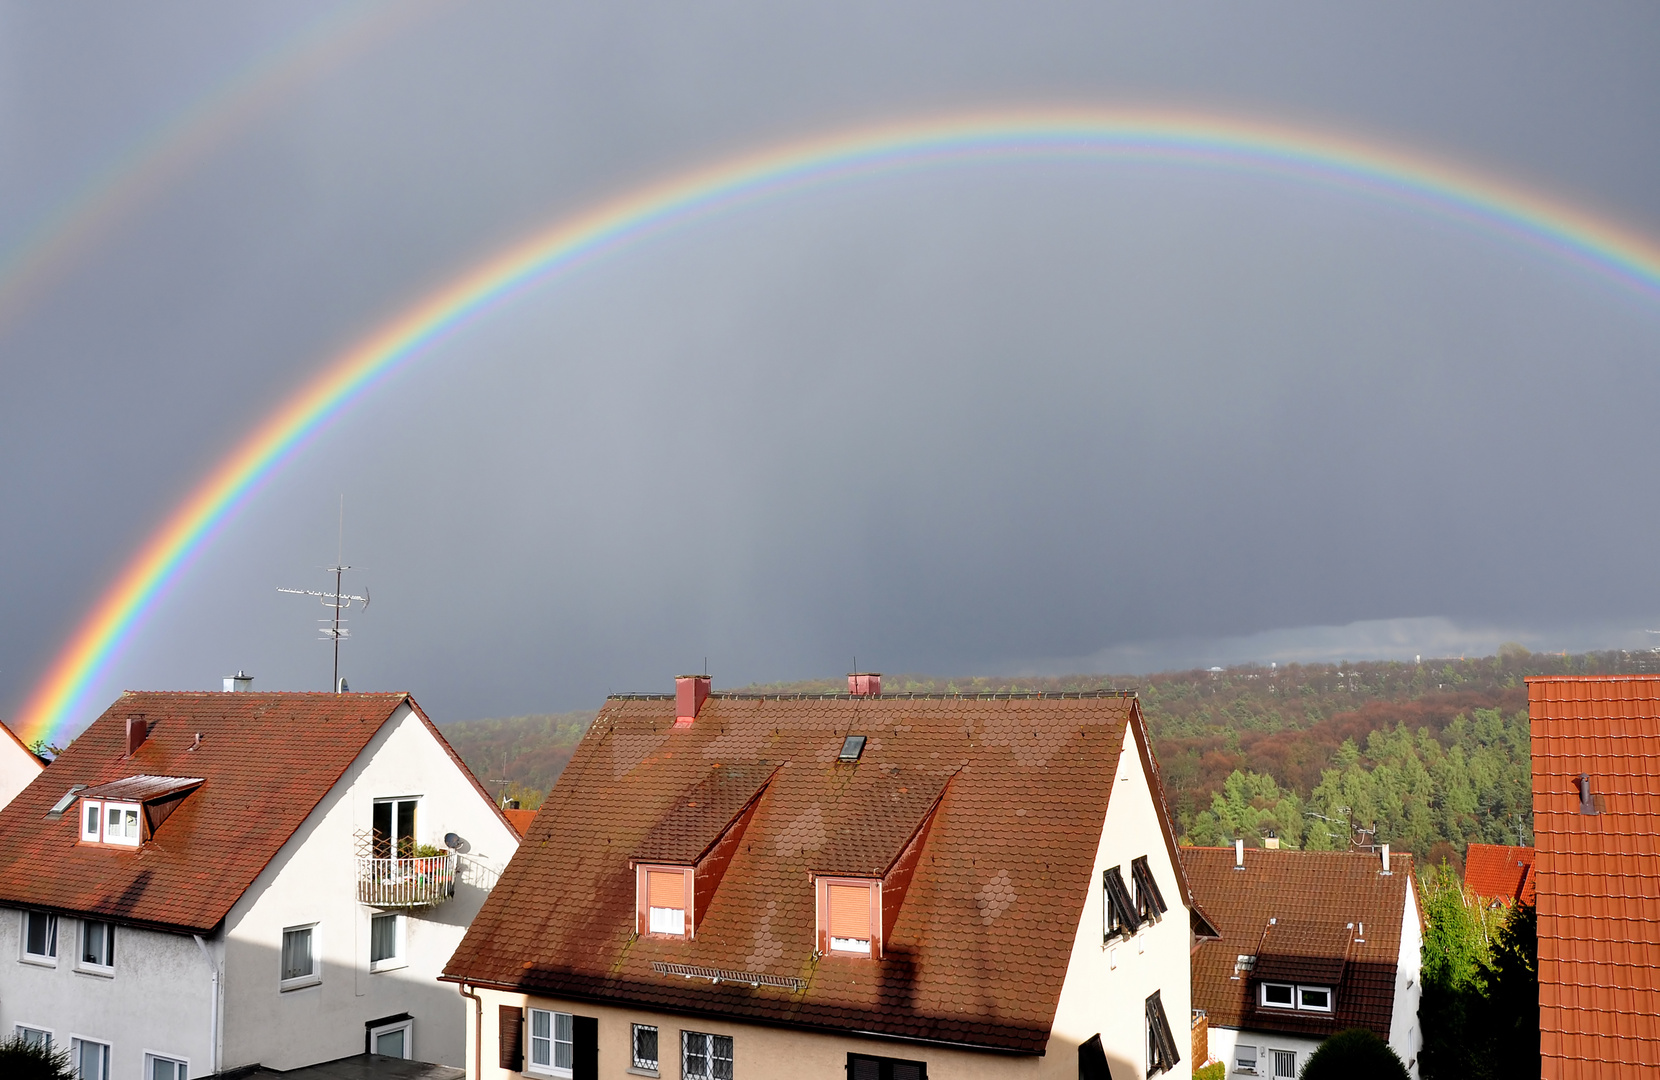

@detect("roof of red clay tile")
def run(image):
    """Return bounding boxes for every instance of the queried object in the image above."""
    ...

[0,691,500,934]
[1528,676,1660,1077]
[444,691,1198,1054]
[1464,843,1536,906]
[503,808,537,837]
[1181,848,1415,1041]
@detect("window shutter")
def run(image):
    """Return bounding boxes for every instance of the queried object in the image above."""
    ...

[499,1005,524,1071]
[1103,866,1140,938]
[1077,1034,1111,1080]
[648,869,685,909]
[828,883,873,940]
[572,1014,599,1080]
[1132,856,1168,919]
[1145,989,1181,1074]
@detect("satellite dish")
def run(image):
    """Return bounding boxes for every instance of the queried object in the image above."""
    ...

[444,832,469,853]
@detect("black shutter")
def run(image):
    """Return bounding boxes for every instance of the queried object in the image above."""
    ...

[1078,1034,1111,1080]
[573,1014,599,1080]
[1104,866,1140,939]
[499,1005,524,1071]
[1145,990,1181,1075]
[1131,856,1168,921]
[847,1053,928,1080]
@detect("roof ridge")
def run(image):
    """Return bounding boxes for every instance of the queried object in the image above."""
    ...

[607,689,1137,701]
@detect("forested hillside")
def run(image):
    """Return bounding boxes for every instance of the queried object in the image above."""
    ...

[441,648,1649,860]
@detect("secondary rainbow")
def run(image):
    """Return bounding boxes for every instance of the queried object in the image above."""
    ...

[15,107,1660,747]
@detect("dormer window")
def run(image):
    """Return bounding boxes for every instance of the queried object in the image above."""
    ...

[80,799,140,846]
[81,801,102,842]
[637,865,691,936]
[1259,981,1333,1013]
[74,777,203,848]
[817,877,879,957]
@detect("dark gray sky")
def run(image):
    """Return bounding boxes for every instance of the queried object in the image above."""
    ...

[5,2,1660,731]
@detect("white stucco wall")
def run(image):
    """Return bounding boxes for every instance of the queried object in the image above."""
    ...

[0,723,43,812]
[1206,1026,1323,1079]
[0,909,214,1080]
[460,714,1193,1080]
[1387,880,1423,1076]
[217,702,520,1072]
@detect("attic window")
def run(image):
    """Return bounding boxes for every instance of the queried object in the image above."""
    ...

[638,866,691,936]
[1131,856,1168,923]
[1103,866,1140,941]
[1259,981,1333,1013]
[838,736,867,762]
[80,799,140,846]
[818,877,879,957]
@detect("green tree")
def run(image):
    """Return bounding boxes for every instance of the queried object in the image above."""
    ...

[1301,1029,1410,1080]
[1484,901,1539,1078]
[1184,770,1305,848]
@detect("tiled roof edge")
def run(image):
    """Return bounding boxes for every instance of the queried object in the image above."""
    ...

[607,689,1138,701]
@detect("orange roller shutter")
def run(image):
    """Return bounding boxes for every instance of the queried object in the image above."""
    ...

[828,883,872,940]
[648,869,685,910]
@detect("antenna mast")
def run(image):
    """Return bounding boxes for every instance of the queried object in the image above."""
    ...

[279,496,369,691]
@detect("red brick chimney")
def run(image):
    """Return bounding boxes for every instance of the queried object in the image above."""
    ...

[126,717,147,756]
[848,672,882,697]
[675,675,712,728]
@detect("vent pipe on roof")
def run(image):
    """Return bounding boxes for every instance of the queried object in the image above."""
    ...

[675,675,712,728]
[223,671,252,692]
[126,717,147,756]
[1381,843,1392,875]
[1234,839,1245,869]
[1575,773,1600,816]
[848,672,882,697]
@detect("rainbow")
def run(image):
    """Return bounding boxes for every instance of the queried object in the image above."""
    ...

[14,107,1660,747]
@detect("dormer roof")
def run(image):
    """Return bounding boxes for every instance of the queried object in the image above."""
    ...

[633,763,778,865]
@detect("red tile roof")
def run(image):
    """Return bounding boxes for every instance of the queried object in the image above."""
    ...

[1181,848,1416,1042]
[1528,676,1660,1078]
[503,808,537,837]
[444,691,1200,1054]
[1464,843,1536,906]
[0,691,495,934]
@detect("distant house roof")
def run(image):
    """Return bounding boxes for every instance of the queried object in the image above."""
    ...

[1464,843,1535,906]
[0,691,501,934]
[1181,848,1417,1042]
[1528,675,1660,1076]
[503,808,537,837]
[444,691,1200,1054]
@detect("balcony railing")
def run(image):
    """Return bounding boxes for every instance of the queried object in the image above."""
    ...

[356,854,458,909]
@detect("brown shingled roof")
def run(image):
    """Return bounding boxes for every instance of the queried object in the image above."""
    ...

[1528,676,1660,1078]
[1464,843,1536,906]
[444,691,1197,1054]
[1181,847,1415,1042]
[0,691,485,934]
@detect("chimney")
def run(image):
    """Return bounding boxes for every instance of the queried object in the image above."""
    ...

[1381,843,1392,874]
[848,672,883,697]
[223,670,252,692]
[126,717,147,756]
[1234,838,1245,869]
[1263,830,1280,850]
[675,675,712,728]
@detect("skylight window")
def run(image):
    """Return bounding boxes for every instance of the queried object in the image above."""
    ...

[838,736,866,762]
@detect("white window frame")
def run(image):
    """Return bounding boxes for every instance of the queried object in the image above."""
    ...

[15,1024,52,1050]
[81,800,103,842]
[681,1030,734,1080]
[78,920,115,974]
[69,1035,111,1080]
[368,1017,413,1059]
[1271,1048,1298,1079]
[1259,980,1333,1013]
[103,801,142,846]
[144,1051,190,1080]
[526,1008,574,1078]
[368,912,405,973]
[21,909,58,965]
[1297,984,1334,1012]
[279,923,319,991]
[631,1022,660,1074]
[1235,1044,1260,1075]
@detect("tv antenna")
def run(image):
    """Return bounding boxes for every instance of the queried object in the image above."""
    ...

[279,496,369,692]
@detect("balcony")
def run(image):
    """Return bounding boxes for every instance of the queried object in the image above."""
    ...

[356,854,458,909]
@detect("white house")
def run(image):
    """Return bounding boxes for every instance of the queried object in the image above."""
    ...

[1181,846,1423,1078]
[0,718,44,811]
[443,674,1219,1080]
[0,689,518,1079]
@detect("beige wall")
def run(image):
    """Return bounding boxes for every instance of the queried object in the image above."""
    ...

[460,714,1193,1080]
[0,722,43,812]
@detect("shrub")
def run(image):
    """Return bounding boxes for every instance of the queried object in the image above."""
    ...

[1194,1061,1227,1080]
[0,1034,75,1080]
[1301,1028,1410,1080]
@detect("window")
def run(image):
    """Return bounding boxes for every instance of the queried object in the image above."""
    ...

[825,881,874,955]
[104,802,141,846]
[146,1054,188,1080]
[71,1037,110,1080]
[280,924,317,989]
[369,913,403,971]
[24,911,58,961]
[681,1031,733,1080]
[633,1024,659,1072]
[1103,866,1140,941]
[369,1017,412,1059]
[1236,1044,1259,1075]
[528,1009,574,1077]
[1130,856,1168,924]
[1144,990,1180,1077]
[646,868,688,936]
[81,801,102,842]
[1259,981,1332,1013]
[373,798,419,858]
[16,1026,51,1050]
[846,1052,927,1080]
[1272,1049,1297,1079]
[80,921,114,970]
[838,735,867,761]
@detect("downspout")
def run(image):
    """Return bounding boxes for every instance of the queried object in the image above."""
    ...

[192,934,220,1075]
[460,982,483,1079]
